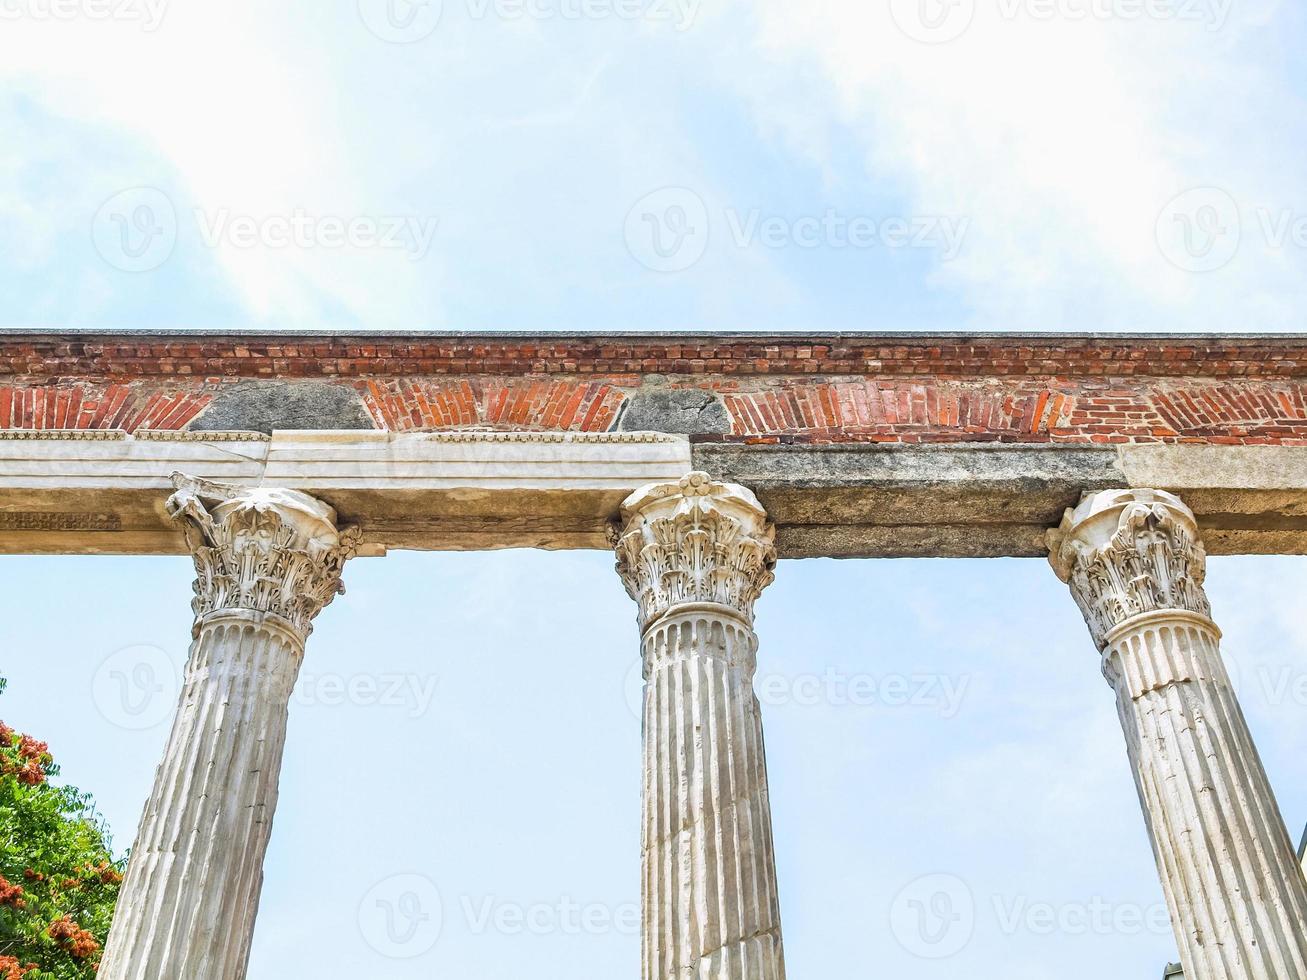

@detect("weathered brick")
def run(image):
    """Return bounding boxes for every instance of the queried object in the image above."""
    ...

[4,333,1307,445]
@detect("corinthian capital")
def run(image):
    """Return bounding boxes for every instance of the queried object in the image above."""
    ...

[614,471,776,633]
[167,474,359,641]
[1047,488,1212,649]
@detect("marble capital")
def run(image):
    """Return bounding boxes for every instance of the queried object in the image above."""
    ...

[1047,487,1213,652]
[614,471,776,634]
[167,473,359,642]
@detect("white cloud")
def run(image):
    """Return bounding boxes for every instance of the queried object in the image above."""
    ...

[724,0,1307,329]
[3,2,1304,329]
[0,5,438,327]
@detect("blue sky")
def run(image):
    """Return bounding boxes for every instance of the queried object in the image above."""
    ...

[3,2,1307,978]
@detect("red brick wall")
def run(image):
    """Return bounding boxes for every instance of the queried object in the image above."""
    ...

[716,379,1307,445]
[360,378,626,432]
[4,335,1307,379]
[0,383,210,432]
[3,333,1307,445]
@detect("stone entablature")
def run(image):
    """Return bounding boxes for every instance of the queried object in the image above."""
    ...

[5,331,1307,446]
[7,428,1307,557]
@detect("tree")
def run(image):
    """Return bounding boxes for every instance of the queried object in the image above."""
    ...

[0,677,123,979]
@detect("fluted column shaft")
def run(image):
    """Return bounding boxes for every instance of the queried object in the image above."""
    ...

[616,472,786,980]
[100,477,358,980]
[1050,489,1307,979]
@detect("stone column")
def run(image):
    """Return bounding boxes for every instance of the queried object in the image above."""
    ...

[614,471,786,980]
[99,475,359,980]
[1049,488,1307,979]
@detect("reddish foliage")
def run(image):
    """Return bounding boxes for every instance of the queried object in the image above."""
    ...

[47,917,101,960]
[0,875,25,909]
[0,955,38,979]
[15,736,48,761]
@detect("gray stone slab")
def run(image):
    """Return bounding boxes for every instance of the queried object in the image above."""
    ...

[190,382,375,434]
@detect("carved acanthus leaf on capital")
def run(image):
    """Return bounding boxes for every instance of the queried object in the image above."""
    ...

[1048,488,1211,650]
[614,471,776,633]
[167,473,360,640]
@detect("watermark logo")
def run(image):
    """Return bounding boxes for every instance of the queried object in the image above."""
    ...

[893,875,1174,948]
[891,0,1231,43]
[997,0,1232,30]
[357,0,443,42]
[0,0,169,30]
[1239,661,1307,708]
[92,190,441,271]
[294,672,439,717]
[890,0,976,44]
[359,873,443,958]
[624,188,969,273]
[91,187,177,273]
[624,187,710,273]
[466,0,698,29]
[462,895,640,935]
[91,644,180,730]
[621,659,970,720]
[1156,186,1241,272]
[1155,188,1307,273]
[992,895,1171,936]
[724,209,968,259]
[890,873,975,958]
[194,209,438,258]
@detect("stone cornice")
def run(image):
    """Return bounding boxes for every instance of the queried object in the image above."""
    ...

[0,428,128,440]
[0,428,679,444]
[280,429,683,444]
[167,474,359,642]
[1048,488,1213,651]
[136,429,270,442]
[614,472,776,634]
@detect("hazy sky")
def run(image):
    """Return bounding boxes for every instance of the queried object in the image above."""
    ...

[2,2,1307,978]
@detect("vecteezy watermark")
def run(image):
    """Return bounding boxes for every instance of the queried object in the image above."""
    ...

[359,0,695,40]
[1155,186,1241,272]
[92,187,440,271]
[359,874,443,958]
[357,0,443,42]
[624,187,968,273]
[91,644,181,730]
[92,187,178,273]
[466,0,697,28]
[1156,187,1307,273]
[624,187,710,273]
[359,883,635,954]
[990,895,1172,937]
[723,209,968,259]
[996,0,1231,29]
[462,895,640,936]
[0,0,168,30]
[755,669,970,715]
[890,873,976,959]
[890,0,976,44]
[622,659,970,719]
[890,873,1172,958]
[293,672,439,718]
[194,208,439,259]
[1241,662,1307,708]
[891,0,1231,43]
